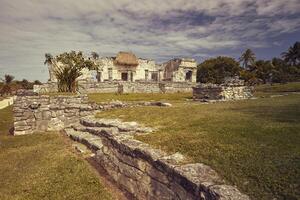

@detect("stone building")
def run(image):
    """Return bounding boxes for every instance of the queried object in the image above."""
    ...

[162,58,197,82]
[94,52,164,82]
[47,52,197,84]
[36,52,198,94]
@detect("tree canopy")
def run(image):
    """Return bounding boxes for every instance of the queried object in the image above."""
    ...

[197,56,241,84]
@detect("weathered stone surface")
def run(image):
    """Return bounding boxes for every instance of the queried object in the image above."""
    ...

[64,118,249,200]
[13,94,95,135]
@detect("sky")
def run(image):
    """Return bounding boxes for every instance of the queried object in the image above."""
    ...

[0,0,299,81]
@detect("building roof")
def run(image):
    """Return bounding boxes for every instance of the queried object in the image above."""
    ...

[114,52,139,66]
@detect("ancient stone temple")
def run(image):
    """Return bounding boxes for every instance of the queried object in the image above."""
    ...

[35,52,198,93]
[163,58,197,82]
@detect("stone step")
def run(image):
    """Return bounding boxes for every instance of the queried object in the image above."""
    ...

[80,116,154,133]
[64,128,103,151]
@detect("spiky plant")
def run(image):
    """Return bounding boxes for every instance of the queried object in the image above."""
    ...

[53,51,97,92]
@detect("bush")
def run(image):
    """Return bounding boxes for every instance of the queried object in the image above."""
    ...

[197,56,241,84]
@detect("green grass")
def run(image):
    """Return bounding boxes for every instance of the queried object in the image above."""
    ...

[254,82,300,97]
[95,92,300,199]
[0,106,114,200]
[88,92,192,103]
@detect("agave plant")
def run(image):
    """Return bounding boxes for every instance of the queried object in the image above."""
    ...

[53,51,97,92]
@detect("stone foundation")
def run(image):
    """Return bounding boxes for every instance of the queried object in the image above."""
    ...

[65,116,250,200]
[13,94,94,135]
[193,78,253,101]
[34,81,196,94]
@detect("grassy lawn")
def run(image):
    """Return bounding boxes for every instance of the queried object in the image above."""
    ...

[254,82,300,97]
[88,92,192,103]
[0,106,114,200]
[95,84,300,199]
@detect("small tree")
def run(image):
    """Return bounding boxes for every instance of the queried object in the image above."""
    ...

[0,74,15,96]
[197,56,241,84]
[4,74,14,84]
[34,80,42,85]
[53,51,97,92]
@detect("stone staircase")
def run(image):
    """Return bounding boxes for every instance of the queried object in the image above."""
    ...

[64,116,250,200]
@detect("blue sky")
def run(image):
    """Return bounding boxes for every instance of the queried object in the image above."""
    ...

[0,0,299,81]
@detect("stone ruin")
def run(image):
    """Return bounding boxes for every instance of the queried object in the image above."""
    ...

[193,77,253,101]
[34,52,198,94]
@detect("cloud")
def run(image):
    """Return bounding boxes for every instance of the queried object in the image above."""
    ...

[0,0,299,81]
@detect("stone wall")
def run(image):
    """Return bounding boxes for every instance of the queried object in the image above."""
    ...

[163,82,196,93]
[34,81,195,94]
[33,82,58,93]
[193,84,253,101]
[66,116,250,200]
[13,95,94,135]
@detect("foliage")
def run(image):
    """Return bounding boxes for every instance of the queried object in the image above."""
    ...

[197,42,300,85]
[34,80,42,85]
[53,51,98,92]
[4,74,14,84]
[0,74,40,96]
[239,49,256,68]
[281,41,300,65]
[197,56,241,84]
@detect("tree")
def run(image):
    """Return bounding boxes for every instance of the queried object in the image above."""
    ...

[91,52,99,60]
[253,60,274,84]
[0,74,14,96]
[197,56,241,84]
[4,74,14,84]
[281,41,300,66]
[239,49,256,68]
[53,51,97,92]
[34,80,42,85]
[20,79,33,89]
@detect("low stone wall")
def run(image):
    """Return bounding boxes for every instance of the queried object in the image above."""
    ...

[122,82,161,93]
[193,84,253,101]
[34,81,195,94]
[13,95,94,135]
[33,82,58,93]
[163,82,196,93]
[68,116,250,200]
[78,81,120,93]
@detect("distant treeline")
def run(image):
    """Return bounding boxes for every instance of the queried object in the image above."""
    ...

[0,75,42,96]
[197,41,300,85]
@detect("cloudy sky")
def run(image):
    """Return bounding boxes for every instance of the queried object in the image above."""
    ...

[0,0,299,81]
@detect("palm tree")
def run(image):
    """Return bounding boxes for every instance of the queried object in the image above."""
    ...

[281,41,300,66]
[239,49,256,69]
[91,52,99,60]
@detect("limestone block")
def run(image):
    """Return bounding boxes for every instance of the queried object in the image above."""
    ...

[36,120,49,131]
[42,111,52,120]
[48,118,64,131]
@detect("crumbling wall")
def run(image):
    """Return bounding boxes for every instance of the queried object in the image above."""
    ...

[193,84,253,101]
[163,82,196,93]
[70,117,250,200]
[13,95,93,135]
[34,81,196,94]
